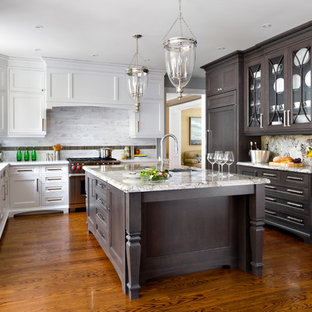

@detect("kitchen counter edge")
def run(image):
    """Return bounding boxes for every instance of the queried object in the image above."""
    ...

[237,162,312,174]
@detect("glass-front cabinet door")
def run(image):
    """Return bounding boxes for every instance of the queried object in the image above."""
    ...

[290,44,312,128]
[266,53,287,130]
[245,57,264,133]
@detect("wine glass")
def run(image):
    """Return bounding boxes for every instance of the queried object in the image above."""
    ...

[214,151,224,176]
[207,152,217,175]
[225,151,234,176]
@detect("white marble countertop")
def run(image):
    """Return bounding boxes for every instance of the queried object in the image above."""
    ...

[8,160,69,166]
[0,163,9,172]
[237,161,312,174]
[84,164,269,193]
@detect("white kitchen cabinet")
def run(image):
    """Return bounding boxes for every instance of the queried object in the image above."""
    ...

[9,164,68,216]
[9,167,40,209]
[9,68,45,93]
[129,100,164,138]
[44,58,133,108]
[0,92,6,136]
[129,76,165,138]
[8,93,46,137]
[7,63,46,137]
[0,64,7,136]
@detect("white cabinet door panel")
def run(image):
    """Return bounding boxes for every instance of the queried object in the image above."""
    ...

[10,69,45,93]
[9,175,40,209]
[130,101,164,138]
[8,93,45,136]
[145,80,164,100]
[72,72,118,102]
[48,72,71,100]
[0,66,7,91]
[0,92,6,136]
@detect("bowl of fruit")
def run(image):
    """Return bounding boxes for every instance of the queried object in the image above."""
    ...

[139,168,170,182]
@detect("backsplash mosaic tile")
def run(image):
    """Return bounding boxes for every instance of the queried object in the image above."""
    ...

[262,135,312,165]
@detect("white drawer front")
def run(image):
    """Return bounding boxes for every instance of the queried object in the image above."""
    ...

[41,194,67,206]
[42,165,68,175]
[10,166,39,175]
[41,184,68,197]
[43,175,67,184]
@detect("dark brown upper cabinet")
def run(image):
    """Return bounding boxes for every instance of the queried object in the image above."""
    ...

[244,54,265,134]
[288,39,312,130]
[263,48,289,133]
[243,25,312,135]
[206,62,237,96]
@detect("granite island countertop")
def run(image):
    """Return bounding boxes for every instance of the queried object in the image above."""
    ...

[237,161,312,174]
[84,164,269,193]
[0,163,9,172]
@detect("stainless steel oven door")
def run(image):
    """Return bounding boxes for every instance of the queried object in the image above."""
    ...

[69,173,86,212]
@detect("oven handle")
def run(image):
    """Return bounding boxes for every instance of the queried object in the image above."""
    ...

[69,173,85,177]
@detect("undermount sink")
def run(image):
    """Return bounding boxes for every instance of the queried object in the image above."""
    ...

[169,168,196,172]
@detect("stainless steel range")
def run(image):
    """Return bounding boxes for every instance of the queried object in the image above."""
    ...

[68,157,120,212]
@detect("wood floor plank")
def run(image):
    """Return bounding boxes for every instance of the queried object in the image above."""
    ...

[0,212,312,311]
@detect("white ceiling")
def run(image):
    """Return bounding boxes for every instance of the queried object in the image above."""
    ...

[1,0,312,78]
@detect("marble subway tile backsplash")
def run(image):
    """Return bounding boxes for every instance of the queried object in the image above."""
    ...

[0,106,157,161]
[262,135,312,165]
[1,107,155,146]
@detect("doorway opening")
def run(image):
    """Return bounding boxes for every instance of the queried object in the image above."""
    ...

[166,92,206,169]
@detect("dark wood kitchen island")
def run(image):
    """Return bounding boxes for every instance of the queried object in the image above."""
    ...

[84,165,268,300]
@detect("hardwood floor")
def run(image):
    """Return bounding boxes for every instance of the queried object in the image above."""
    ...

[0,213,312,312]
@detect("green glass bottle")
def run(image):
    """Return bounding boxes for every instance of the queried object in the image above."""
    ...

[16,147,22,161]
[31,147,37,161]
[24,147,30,161]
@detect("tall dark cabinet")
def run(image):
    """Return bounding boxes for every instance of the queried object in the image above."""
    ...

[201,52,259,170]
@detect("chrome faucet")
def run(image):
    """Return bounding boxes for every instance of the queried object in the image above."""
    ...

[160,134,179,171]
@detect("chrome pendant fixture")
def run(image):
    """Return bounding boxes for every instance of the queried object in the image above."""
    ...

[126,34,149,112]
[163,0,197,99]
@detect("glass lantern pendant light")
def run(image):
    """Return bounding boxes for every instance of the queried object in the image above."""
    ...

[163,0,197,99]
[126,34,149,112]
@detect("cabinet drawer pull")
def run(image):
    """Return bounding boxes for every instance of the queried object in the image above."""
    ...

[97,212,106,223]
[42,118,45,132]
[47,168,62,171]
[265,209,277,215]
[47,187,62,191]
[265,185,276,189]
[265,196,276,202]
[47,178,62,181]
[286,216,303,224]
[98,230,106,240]
[263,172,276,177]
[2,185,5,201]
[283,110,287,127]
[286,189,303,195]
[36,178,39,192]
[286,201,303,208]
[286,176,303,181]
[17,169,33,172]
[263,172,277,177]
[47,198,62,202]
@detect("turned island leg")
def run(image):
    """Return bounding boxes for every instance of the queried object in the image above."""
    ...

[126,193,142,300]
[249,184,265,276]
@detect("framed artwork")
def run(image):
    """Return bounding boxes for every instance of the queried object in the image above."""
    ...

[189,117,202,145]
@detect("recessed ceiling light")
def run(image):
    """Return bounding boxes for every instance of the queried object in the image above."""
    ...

[91,53,99,57]
[144,58,151,62]
[261,23,272,29]
[34,48,42,52]
[35,25,44,29]
[217,47,226,51]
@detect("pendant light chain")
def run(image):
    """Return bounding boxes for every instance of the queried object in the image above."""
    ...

[135,36,139,67]
[179,0,183,37]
